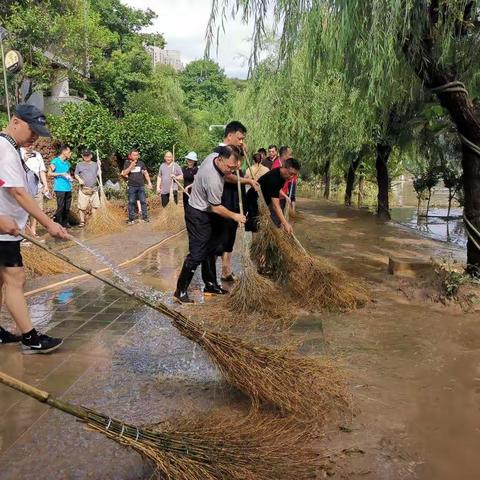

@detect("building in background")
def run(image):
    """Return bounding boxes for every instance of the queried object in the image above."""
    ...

[146,45,183,71]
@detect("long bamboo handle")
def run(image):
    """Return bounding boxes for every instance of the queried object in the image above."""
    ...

[0,371,49,402]
[172,176,189,197]
[19,233,176,319]
[0,371,90,421]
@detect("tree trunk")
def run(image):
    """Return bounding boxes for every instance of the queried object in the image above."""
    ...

[417,196,422,216]
[447,189,453,218]
[345,158,360,206]
[404,33,480,273]
[357,174,365,207]
[376,143,392,220]
[426,188,432,217]
[323,160,331,199]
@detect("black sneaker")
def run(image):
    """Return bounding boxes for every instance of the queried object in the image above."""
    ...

[0,326,21,344]
[126,220,136,225]
[203,283,228,295]
[21,330,63,354]
[142,218,150,223]
[173,290,194,304]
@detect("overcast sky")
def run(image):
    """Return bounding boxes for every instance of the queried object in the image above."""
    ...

[123,0,257,79]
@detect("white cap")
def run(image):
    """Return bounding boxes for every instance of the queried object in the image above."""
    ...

[185,151,198,162]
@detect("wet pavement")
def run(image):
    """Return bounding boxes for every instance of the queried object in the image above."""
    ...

[0,198,477,479]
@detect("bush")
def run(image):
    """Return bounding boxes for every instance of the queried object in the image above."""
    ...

[47,102,116,160]
[113,112,183,172]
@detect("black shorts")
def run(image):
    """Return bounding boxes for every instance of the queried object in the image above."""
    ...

[221,219,238,253]
[0,240,23,267]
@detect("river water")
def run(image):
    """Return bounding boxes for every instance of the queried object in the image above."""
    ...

[304,178,467,248]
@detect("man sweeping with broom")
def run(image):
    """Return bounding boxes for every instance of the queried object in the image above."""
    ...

[174,146,247,304]
[0,104,69,352]
[245,158,301,236]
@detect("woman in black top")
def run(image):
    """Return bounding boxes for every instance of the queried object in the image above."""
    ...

[181,152,198,208]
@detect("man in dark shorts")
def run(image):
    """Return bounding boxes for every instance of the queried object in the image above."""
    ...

[174,146,247,304]
[245,158,301,236]
[220,155,246,282]
[0,104,69,353]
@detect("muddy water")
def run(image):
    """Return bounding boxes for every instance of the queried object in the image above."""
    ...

[295,199,478,479]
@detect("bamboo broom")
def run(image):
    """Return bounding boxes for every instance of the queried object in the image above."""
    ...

[18,233,347,418]
[225,171,292,319]
[247,158,367,311]
[0,371,319,479]
[85,150,125,234]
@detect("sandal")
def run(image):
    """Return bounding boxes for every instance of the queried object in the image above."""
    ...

[78,223,85,228]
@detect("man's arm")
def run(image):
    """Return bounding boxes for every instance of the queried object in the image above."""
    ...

[121,162,134,178]
[143,170,153,189]
[7,187,69,238]
[225,173,258,189]
[40,171,49,193]
[210,204,246,224]
[271,197,292,233]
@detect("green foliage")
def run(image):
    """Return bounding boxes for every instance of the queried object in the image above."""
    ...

[91,47,153,116]
[47,102,116,159]
[180,59,232,109]
[0,112,8,130]
[113,113,180,171]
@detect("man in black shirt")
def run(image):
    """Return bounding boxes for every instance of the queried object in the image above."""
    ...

[246,158,301,235]
[121,149,153,224]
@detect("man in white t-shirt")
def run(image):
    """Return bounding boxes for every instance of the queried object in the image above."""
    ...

[0,104,69,354]
[20,144,49,236]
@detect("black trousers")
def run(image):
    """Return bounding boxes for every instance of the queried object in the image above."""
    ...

[182,204,224,284]
[161,192,178,207]
[54,191,72,227]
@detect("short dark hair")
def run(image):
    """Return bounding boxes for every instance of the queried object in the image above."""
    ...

[257,148,267,155]
[224,121,247,137]
[215,145,239,161]
[279,145,291,157]
[129,148,140,154]
[285,158,301,171]
[59,145,70,153]
[268,144,278,151]
[253,152,262,163]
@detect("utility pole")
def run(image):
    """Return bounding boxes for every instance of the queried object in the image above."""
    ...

[0,26,10,120]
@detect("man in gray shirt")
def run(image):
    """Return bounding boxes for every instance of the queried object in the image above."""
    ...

[174,146,253,304]
[156,151,183,207]
[74,150,100,227]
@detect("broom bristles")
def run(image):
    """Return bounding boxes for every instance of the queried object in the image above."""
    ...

[172,314,348,418]
[90,409,319,480]
[153,202,185,231]
[22,244,75,277]
[85,201,126,235]
[0,371,318,480]
[253,206,368,311]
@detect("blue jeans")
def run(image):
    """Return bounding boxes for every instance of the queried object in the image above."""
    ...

[128,186,148,221]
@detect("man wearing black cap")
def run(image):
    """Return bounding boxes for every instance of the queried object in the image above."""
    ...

[74,149,100,227]
[0,104,69,353]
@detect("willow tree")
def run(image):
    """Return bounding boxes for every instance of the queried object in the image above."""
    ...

[209,0,480,274]
[233,39,368,200]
